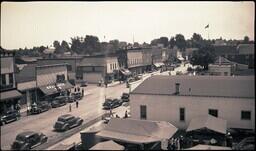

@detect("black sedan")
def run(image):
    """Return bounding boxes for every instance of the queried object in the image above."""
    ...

[102,98,123,110]
[51,96,67,108]
[54,114,83,132]
[30,101,51,114]
[11,131,47,150]
[0,110,20,126]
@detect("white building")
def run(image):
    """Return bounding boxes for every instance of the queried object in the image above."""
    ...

[130,75,255,130]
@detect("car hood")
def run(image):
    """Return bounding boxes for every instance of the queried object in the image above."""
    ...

[12,140,25,149]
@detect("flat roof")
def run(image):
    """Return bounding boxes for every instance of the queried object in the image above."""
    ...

[131,75,255,98]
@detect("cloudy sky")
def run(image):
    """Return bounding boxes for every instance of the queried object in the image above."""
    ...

[1,1,254,49]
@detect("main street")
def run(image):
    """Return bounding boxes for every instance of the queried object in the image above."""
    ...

[0,73,150,150]
[0,64,189,150]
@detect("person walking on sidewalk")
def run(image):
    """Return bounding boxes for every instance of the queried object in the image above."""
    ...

[82,88,84,97]
[76,100,79,108]
[69,104,72,112]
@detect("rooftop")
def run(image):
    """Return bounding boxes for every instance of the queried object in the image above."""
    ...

[131,75,255,98]
[237,44,255,55]
[96,118,177,144]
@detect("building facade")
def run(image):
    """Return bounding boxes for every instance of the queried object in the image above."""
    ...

[130,75,255,131]
[0,49,22,114]
[127,49,144,75]
[77,55,119,84]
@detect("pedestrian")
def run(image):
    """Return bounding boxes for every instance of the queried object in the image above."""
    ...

[74,87,77,92]
[78,86,80,92]
[76,100,79,108]
[69,104,72,112]
[124,110,128,118]
[82,88,84,97]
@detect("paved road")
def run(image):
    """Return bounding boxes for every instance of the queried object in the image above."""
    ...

[0,71,151,150]
[1,65,189,150]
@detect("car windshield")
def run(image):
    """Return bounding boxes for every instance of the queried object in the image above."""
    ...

[57,117,67,122]
[16,135,26,141]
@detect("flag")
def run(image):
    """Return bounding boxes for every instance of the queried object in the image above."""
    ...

[205,24,209,29]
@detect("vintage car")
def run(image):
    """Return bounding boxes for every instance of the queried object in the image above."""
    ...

[121,93,130,102]
[51,96,67,108]
[11,131,47,150]
[54,114,83,132]
[30,101,51,114]
[80,81,88,87]
[71,92,82,100]
[0,110,20,126]
[102,98,123,110]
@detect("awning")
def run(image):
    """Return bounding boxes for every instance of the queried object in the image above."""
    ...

[0,90,22,102]
[39,82,74,95]
[154,62,165,68]
[185,144,232,150]
[17,81,36,91]
[120,68,132,76]
[186,115,227,135]
[96,118,177,144]
[90,140,125,150]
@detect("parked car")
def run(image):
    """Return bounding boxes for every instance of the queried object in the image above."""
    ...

[51,96,67,108]
[80,81,88,87]
[66,95,75,103]
[71,92,82,100]
[30,101,51,114]
[0,110,20,126]
[102,98,122,110]
[134,74,142,81]
[121,93,130,102]
[11,131,47,150]
[54,114,83,132]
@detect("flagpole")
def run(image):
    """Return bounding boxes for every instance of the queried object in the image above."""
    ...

[208,23,209,40]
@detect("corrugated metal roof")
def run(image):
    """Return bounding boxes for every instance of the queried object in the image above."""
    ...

[131,75,254,98]
[96,118,177,144]
[186,115,227,134]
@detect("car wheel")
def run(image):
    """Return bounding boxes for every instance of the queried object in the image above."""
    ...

[64,126,69,131]
[1,121,5,125]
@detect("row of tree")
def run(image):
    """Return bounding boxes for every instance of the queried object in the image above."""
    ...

[11,34,252,57]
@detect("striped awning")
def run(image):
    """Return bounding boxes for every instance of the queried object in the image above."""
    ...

[39,82,74,95]
[0,90,22,102]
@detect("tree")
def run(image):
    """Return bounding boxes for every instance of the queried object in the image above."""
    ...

[61,40,70,52]
[159,37,169,47]
[109,39,120,51]
[169,37,175,49]
[53,40,62,54]
[191,33,203,48]
[70,37,83,54]
[190,44,215,70]
[243,36,249,44]
[175,34,186,51]
[150,39,159,46]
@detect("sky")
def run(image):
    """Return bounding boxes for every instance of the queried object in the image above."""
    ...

[1,1,255,49]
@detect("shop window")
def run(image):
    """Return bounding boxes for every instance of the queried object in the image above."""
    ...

[1,74,6,85]
[9,73,13,85]
[56,74,65,83]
